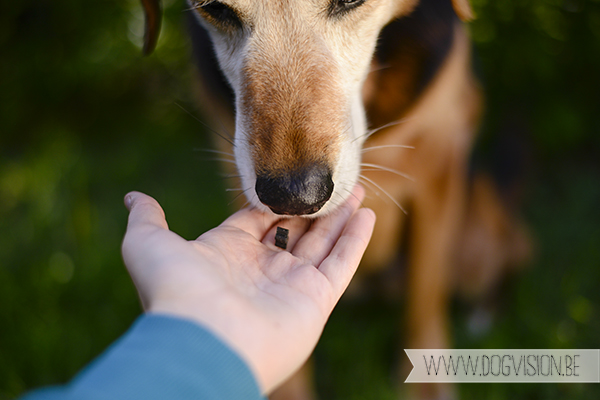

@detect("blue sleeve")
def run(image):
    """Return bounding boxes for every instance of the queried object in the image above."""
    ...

[20,314,265,400]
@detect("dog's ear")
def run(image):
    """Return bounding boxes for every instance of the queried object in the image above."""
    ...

[141,0,162,55]
[452,0,474,21]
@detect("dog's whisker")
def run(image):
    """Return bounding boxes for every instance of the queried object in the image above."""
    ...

[238,192,255,210]
[196,150,236,163]
[360,163,415,182]
[211,109,235,142]
[366,118,412,137]
[219,173,242,179]
[353,117,414,144]
[357,177,381,204]
[195,148,235,157]
[174,102,234,146]
[204,157,237,165]
[340,185,367,209]
[341,123,353,136]
[361,144,415,153]
[239,130,261,148]
[359,175,407,214]
[368,63,391,74]
[228,187,252,206]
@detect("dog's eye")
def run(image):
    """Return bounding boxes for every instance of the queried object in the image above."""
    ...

[328,0,367,17]
[193,1,242,30]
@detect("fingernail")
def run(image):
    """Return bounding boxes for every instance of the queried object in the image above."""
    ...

[124,193,134,211]
[365,207,376,221]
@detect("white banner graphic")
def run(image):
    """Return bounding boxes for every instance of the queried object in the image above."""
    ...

[405,349,600,383]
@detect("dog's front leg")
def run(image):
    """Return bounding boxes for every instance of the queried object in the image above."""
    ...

[403,140,469,400]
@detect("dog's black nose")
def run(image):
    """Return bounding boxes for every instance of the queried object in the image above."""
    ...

[255,165,334,216]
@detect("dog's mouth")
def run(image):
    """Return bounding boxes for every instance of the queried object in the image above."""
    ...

[254,165,334,216]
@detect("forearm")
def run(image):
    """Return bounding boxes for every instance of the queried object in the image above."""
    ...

[20,314,264,400]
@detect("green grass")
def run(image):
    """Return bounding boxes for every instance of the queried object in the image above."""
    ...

[1,0,599,399]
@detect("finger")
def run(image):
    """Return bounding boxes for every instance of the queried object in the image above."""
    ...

[122,192,172,309]
[291,185,366,267]
[122,191,173,271]
[219,206,281,241]
[261,216,312,251]
[319,207,376,299]
[124,191,169,232]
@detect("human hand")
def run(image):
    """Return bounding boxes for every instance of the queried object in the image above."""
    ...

[121,187,375,394]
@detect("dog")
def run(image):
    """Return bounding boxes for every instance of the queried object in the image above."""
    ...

[140,0,531,398]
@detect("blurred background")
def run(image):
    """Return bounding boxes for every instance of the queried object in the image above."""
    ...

[0,0,598,399]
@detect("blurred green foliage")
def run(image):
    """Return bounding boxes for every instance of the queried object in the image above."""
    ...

[0,0,230,397]
[469,0,600,157]
[0,0,598,399]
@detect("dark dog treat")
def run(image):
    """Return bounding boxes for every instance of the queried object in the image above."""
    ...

[275,227,289,250]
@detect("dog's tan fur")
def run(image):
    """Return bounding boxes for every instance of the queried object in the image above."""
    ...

[187,0,439,217]
[240,32,344,177]
[141,0,531,398]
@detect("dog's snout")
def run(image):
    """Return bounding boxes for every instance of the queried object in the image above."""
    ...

[255,165,334,216]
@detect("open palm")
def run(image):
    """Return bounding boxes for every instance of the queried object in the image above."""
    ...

[121,187,375,393]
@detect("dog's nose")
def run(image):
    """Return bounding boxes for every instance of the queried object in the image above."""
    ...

[255,165,334,216]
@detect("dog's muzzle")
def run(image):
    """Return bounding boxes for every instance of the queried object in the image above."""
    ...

[255,164,334,216]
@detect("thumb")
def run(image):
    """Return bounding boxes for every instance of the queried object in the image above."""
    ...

[124,191,169,232]
[121,192,170,310]
[121,191,169,273]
